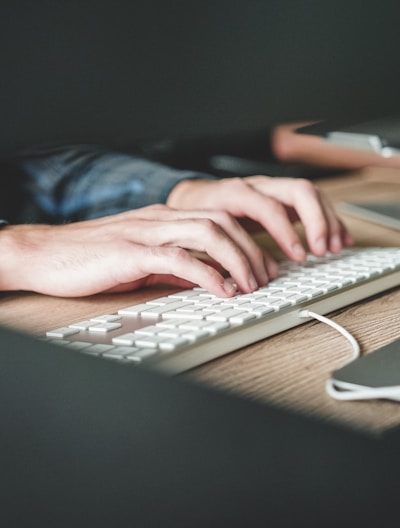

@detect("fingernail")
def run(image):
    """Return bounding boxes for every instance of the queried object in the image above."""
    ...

[248,275,258,291]
[222,280,237,295]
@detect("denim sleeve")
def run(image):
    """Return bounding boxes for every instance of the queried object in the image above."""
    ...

[17,144,217,222]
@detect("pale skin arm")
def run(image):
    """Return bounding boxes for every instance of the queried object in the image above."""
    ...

[0,204,273,297]
[271,122,400,170]
[0,176,353,298]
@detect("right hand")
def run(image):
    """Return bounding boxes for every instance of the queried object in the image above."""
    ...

[0,204,277,298]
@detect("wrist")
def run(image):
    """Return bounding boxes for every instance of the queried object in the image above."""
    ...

[0,225,44,292]
[0,225,21,291]
[166,178,212,209]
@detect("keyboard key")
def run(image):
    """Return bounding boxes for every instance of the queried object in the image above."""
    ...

[163,310,206,320]
[159,337,190,351]
[46,327,80,338]
[206,309,250,322]
[134,336,167,348]
[88,322,122,333]
[83,344,116,355]
[112,333,137,346]
[134,325,160,336]
[90,314,122,322]
[69,320,93,330]
[103,347,140,359]
[66,341,93,350]
[141,302,192,318]
[118,304,155,316]
[125,349,159,362]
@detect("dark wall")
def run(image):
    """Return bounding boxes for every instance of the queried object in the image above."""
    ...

[1,0,400,152]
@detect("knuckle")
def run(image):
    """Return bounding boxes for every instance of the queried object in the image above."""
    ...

[147,245,191,267]
[196,218,222,236]
[210,210,234,226]
[222,176,248,192]
[295,178,316,194]
[265,198,285,215]
[165,246,188,261]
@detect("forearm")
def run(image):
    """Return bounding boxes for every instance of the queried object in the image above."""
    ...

[16,144,217,222]
[271,123,400,170]
[0,225,30,291]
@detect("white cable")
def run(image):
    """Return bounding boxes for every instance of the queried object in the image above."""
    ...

[299,309,400,401]
[325,379,400,401]
[298,309,360,362]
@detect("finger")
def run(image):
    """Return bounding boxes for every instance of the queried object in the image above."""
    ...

[162,209,272,286]
[58,211,271,291]
[287,186,353,255]
[142,217,280,285]
[247,176,355,255]
[68,202,274,281]
[246,176,355,250]
[288,182,331,256]
[118,244,237,297]
[126,217,264,293]
[263,251,280,279]
[247,177,334,256]
[193,177,309,261]
[315,194,343,253]
[98,207,272,288]
[211,182,307,261]
[103,274,198,294]
[318,194,355,251]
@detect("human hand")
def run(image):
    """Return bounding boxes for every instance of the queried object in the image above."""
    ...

[167,176,354,261]
[0,204,277,297]
[271,121,400,170]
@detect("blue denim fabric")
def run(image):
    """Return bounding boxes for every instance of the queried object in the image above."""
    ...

[17,144,215,223]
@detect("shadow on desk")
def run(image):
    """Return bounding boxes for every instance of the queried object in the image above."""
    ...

[1,323,400,528]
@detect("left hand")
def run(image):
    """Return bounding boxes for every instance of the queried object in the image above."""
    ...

[167,175,354,262]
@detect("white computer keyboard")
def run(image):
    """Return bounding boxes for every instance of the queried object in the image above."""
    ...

[45,247,400,373]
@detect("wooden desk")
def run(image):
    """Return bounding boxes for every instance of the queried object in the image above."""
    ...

[1,168,399,434]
